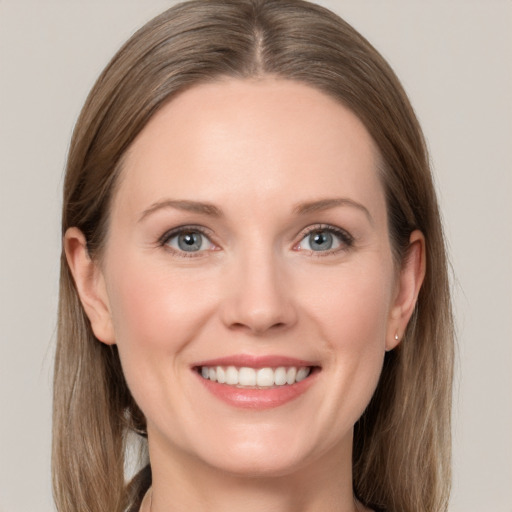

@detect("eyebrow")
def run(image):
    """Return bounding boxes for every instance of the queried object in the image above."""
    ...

[293,197,373,224]
[138,199,223,222]
[138,197,372,224]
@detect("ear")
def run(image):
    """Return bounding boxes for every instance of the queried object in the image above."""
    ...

[386,230,426,351]
[64,227,116,345]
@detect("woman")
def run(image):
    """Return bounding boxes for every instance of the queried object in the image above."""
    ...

[53,1,454,511]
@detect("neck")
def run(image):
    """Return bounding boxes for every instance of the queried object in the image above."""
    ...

[144,431,365,512]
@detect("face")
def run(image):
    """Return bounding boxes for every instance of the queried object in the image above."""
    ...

[76,78,411,478]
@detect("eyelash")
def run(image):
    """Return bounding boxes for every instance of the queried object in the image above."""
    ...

[158,225,216,258]
[295,224,354,256]
[158,224,354,258]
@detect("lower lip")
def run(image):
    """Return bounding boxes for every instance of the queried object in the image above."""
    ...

[194,370,318,409]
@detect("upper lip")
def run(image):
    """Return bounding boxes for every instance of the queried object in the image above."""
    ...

[192,354,319,369]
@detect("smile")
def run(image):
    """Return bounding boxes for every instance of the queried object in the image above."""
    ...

[198,365,312,388]
[193,356,320,409]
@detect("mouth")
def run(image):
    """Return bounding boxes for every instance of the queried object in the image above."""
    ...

[192,356,320,409]
[195,365,316,388]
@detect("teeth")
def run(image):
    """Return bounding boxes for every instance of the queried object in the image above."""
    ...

[286,367,297,385]
[216,366,226,384]
[256,368,274,387]
[199,365,312,387]
[239,367,256,386]
[296,367,309,382]
[274,367,287,386]
[226,366,238,385]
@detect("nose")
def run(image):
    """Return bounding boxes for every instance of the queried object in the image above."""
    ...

[220,249,298,335]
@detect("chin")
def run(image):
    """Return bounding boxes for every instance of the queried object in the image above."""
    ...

[185,423,340,480]
[202,449,312,479]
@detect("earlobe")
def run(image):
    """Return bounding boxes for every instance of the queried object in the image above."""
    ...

[386,230,426,351]
[64,227,116,345]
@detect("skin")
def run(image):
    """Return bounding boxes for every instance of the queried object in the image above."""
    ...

[66,78,425,512]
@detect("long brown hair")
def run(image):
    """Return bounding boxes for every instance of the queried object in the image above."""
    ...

[53,1,454,511]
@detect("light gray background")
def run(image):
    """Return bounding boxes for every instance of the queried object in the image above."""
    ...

[1,1,511,511]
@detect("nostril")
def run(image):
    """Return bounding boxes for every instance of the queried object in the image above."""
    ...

[230,322,246,331]
[228,320,287,334]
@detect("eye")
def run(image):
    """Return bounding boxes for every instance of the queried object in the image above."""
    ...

[161,227,216,254]
[296,226,353,253]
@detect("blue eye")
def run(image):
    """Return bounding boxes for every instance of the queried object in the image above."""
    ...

[307,231,336,251]
[163,229,214,253]
[297,227,352,253]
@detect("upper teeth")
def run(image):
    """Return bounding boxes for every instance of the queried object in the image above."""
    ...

[200,366,311,387]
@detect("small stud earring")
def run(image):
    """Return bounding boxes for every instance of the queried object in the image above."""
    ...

[394,333,399,341]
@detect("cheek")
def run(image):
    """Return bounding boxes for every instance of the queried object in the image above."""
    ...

[307,262,394,347]
[301,261,394,421]
[106,257,211,347]
[103,256,218,399]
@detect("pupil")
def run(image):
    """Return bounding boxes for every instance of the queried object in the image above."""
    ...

[311,231,332,251]
[178,232,201,251]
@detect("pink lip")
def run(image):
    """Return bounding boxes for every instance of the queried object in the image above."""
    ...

[192,354,320,410]
[192,354,318,369]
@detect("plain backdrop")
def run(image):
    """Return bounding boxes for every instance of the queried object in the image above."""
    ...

[0,1,511,511]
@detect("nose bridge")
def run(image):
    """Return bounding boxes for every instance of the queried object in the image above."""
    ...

[221,242,296,334]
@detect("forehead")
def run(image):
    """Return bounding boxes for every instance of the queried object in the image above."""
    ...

[114,78,385,223]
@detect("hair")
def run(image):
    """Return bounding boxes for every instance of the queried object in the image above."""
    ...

[53,1,454,511]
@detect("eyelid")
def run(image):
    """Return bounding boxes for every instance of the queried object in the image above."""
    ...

[293,223,354,255]
[157,223,354,257]
[158,225,218,256]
